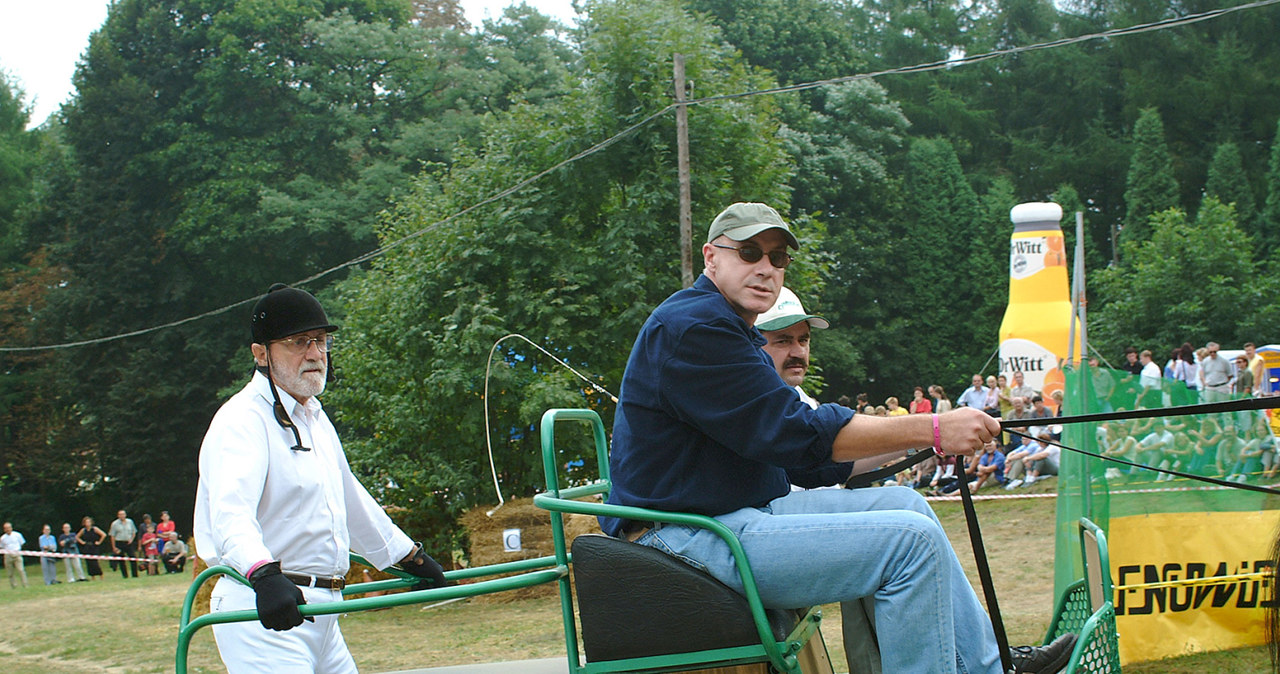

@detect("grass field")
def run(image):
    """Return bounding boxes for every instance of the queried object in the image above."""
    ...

[0,492,1269,673]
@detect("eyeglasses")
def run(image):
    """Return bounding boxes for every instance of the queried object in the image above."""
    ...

[711,243,792,269]
[274,334,334,354]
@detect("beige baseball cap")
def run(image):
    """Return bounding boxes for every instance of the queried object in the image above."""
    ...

[707,202,799,249]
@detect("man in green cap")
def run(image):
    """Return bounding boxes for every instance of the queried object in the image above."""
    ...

[601,203,1076,673]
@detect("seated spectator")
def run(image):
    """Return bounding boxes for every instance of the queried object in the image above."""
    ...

[161,532,188,573]
[940,440,1005,493]
[926,454,958,494]
[1003,396,1032,450]
[930,385,953,413]
[1133,420,1174,479]
[1188,416,1227,475]
[909,386,932,414]
[1006,429,1060,488]
[1028,394,1054,423]
[885,396,908,416]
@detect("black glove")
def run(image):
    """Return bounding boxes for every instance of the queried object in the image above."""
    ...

[400,542,447,590]
[249,562,308,631]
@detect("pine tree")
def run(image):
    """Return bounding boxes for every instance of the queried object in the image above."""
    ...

[1262,118,1280,254]
[1122,108,1180,250]
[1203,141,1255,229]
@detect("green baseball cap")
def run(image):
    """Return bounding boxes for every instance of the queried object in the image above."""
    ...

[707,202,799,249]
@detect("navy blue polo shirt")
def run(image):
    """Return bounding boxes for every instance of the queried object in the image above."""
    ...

[601,275,856,537]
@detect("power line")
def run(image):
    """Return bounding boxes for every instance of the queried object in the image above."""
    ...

[4,0,1277,353]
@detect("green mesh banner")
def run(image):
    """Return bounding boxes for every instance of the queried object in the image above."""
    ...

[1052,363,1280,660]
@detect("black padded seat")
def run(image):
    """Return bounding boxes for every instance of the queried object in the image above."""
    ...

[571,534,798,663]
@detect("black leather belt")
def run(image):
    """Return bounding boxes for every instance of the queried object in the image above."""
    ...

[283,571,346,590]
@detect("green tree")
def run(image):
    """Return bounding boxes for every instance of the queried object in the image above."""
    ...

[1261,117,1280,255]
[822,137,985,401]
[31,0,579,521]
[1203,141,1255,228]
[331,0,793,552]
[0,71,39,261]
[1092,198,1275,354]
[1121,108,1180,249]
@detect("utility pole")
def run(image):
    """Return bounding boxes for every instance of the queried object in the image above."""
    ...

[674,53,693,288]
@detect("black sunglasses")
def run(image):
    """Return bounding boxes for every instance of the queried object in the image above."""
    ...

[711,243,792,269]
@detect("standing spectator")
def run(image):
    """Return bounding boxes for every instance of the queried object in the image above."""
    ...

[930,385,953,413]
[1122,346,1143,375]
[909,386,933,414]
[1172,343,1198,391]
[1,522,27,589]
[108,509,138,579]
[161,532,188,573]
[156,511,176,557]
[1009,370,1036,404]
[1199,342,1234,402]
[995,374,1014,418]
[1088,356,1116,412]
[1244,342,1267,396]
[76,517,107,580]
[885,396,908,416]
[982,375,1001,417]
[1139,350,1162,389]
[854,393,869,414]
[136,513,154,558]
[139,523,160,576]
[1234,355,1255,396]
[57,523,87,582]
[1163,348,1179,380]
[957,374,989,410]
[38,524,59,585]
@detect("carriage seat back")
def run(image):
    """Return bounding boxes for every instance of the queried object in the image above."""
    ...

[571,533,797,663]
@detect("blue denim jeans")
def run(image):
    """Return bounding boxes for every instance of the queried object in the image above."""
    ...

[636,486,1002,673]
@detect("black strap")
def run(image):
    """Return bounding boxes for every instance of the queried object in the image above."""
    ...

[1001,395,1280,429]
[956,472,1014,673]
[844,450,936,489]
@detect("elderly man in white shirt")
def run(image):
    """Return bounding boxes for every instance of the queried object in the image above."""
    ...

[195,284,446,674]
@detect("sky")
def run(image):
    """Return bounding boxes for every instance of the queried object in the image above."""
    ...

[0,0,579,129]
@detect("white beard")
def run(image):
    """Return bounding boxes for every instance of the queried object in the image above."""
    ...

[270,357,327,401]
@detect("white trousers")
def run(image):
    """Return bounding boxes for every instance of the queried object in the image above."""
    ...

[210,576,357,674]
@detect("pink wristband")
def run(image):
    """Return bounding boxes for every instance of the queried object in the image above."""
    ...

[247,559,273,578]
[931,413,943,457]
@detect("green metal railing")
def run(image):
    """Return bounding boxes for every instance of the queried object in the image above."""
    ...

[534,407,820,674]
[175,553,566,673]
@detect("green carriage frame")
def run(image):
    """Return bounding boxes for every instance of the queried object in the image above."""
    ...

[175,407,1120,673]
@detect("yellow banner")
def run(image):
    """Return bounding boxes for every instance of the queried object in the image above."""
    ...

[1109,510,1280,663]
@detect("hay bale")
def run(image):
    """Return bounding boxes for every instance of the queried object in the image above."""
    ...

[460,496,601,603]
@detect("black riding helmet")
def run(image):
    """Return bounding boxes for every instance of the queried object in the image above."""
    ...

[251,283,340,345]
[251,283,339,451]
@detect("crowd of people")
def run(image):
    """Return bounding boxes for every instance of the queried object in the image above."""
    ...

[0,509,189,589]
[831,339,1276,495]
[830,370,1064,495]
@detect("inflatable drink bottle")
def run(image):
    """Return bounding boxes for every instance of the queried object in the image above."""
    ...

[998,202,1077,409]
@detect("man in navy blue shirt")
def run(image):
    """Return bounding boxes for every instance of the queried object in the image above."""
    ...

[604,202,1075,674]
